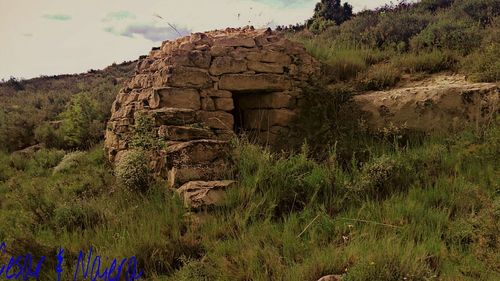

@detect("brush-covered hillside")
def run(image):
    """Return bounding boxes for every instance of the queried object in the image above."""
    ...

[0,1,499,280]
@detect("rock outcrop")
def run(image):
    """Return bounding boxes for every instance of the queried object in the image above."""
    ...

[104,27,320,205]
[355,74,499,132]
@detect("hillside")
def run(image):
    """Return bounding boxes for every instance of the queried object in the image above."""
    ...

[0,1,499,281]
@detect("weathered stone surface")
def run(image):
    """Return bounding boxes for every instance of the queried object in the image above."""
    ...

[317,275,343,281]
[165,50,211,69]
[147,108,197,126]
[158,125,214,141]
[214,98,234,111]
[105,28,321,183]
[246,51,291,64]
[247,61,284,73]
[214,36,255,48]
[239,92,295,109]
[155,87,201,109]
[166,139,230,167]
[196,111,234,130]
[219,74,291,92]
[243,109,296,130]
[210,46,231,57]
[201,97,216,110]
[167,67,212,88]
[209,56,247,75]
[168,159,229,187]
[201,89,232,98]
[353,74,500,132]
[177,180,237,208]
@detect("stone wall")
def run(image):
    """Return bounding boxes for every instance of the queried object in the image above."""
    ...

[104,27,320,188]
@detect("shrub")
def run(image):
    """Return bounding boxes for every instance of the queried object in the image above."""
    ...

[21,149,66,176]
[354,155,411,200]
[58,93,102,149]
[394,50,457,73]
[0,152,14,182]
[293,84,363,158]
[453,0,500,26]
[53,151,86,174]
[131,114,164,150]
[114,149,150,192]
[34,123,64,148]
[358,63,401,90]
[462,43,500,82]
[418,0,454,12]
[410,18,482,55]
[372,11,432,50]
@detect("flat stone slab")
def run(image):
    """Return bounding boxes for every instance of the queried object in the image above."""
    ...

[177,180,237,208]
[219,74,292,92]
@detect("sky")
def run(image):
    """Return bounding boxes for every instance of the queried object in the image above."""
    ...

[0,0,396,80]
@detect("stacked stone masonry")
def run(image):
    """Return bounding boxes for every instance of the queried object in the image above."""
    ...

[104,27,321,193]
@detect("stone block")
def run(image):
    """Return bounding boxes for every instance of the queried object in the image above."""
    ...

[196,111,234,129]
[209,56,247,75]
[166,139,230,167]
[219,74,291,92]
[158,125,214,141]
[214,97,234,111]
[246,51,291,64]
[214,37,256,48]
[177,180,237,209]
[155,87,201,109]
[166,66,212,88]
[148,108,197,126]
[247,61,284,74]
[201,97,216,110]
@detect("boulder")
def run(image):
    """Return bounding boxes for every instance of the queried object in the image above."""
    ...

[177,180,237,208]
[317,275,343,281]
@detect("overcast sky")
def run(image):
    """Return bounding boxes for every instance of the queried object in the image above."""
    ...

[0,0,396,80]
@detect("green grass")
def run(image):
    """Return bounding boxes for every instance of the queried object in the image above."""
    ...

[0,121,498,280]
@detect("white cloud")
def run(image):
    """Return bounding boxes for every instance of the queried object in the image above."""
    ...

[0,0,396,80]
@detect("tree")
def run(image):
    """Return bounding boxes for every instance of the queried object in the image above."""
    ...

[310,0,353,26]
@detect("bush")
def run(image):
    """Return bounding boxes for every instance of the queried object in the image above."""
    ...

[411,18,482,55]
[462,43,500,82]
[114,149,150,192]
[418,0,454,12]
[292,84,363,158]
[394,50,457,73]
[131,114,164,150]
[453,0,500,26]
[372,11,431,50]
[0,152,14,182]
[358,64,401,90]
[58,93,102,149]
[355,155,411,200]
[34,123,64,148]
[53,151,86,174]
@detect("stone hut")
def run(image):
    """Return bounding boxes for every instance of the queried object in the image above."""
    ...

[104,27,321,192]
